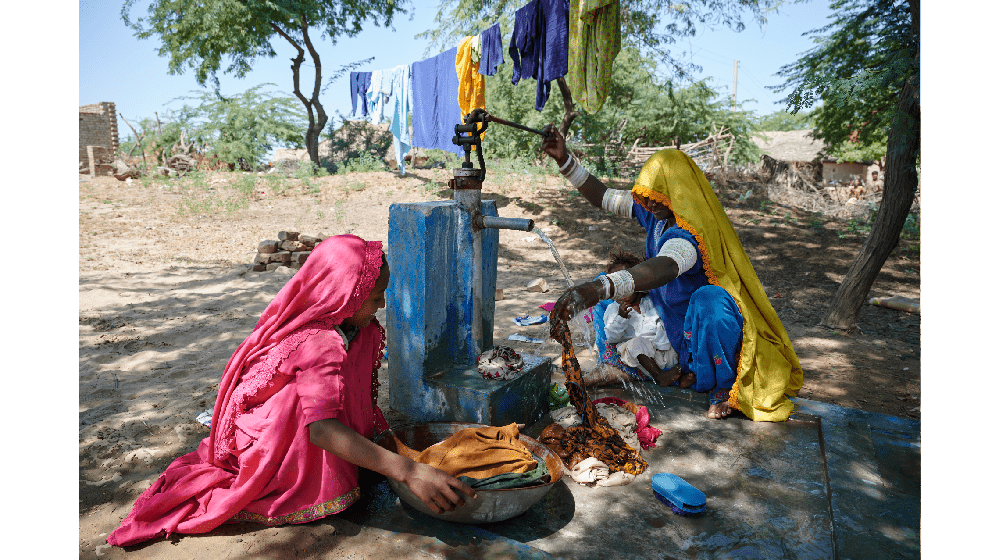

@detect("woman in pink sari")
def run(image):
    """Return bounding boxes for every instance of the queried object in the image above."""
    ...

[108,235,476,547]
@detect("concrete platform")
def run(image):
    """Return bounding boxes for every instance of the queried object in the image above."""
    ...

[423,354,553,427]
[339,383,920,559]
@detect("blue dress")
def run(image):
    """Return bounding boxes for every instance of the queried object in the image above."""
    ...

[594,202,744,401]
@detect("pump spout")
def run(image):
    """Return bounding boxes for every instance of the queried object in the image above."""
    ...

[475,215,535,232]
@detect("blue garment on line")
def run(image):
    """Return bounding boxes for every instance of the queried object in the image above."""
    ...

[349,71,372,117]
[411,47,464,156]
[479,23,505,76]
[366,65,413,174]
[509,0,569,111]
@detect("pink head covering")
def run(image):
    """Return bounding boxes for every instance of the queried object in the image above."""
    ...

[209,234,384,465]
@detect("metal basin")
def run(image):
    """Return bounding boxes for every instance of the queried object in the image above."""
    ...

[374,422,564,523]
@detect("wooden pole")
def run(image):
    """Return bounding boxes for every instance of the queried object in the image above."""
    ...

[732,60,738,108]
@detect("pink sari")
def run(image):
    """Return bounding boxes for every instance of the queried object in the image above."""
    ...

[108,235,390,547]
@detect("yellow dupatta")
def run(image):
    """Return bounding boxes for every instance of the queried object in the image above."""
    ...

[631,149,803,421]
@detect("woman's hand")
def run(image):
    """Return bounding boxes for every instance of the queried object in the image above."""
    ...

[540,124,568,167]
[550,280,604,324]
[400,459,477,514]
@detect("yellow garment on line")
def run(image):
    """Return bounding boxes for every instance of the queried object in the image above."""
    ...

[384,424,537,480]
[456,36,486,148]
[567,0,621,114]
[631,149,804,421]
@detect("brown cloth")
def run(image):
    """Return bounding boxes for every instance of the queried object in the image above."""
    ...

[542,321,648,475]
[381,423,537,480]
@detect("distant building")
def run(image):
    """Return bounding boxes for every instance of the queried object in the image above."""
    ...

[80,102,119,176]
[752,130,883,187]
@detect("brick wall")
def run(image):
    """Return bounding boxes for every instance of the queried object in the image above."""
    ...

[79,102,119,174]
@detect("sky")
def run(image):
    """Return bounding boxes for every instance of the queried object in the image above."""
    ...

[79,1,837,141]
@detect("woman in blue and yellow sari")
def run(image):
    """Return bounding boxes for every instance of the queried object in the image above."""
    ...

[541,126,802,421]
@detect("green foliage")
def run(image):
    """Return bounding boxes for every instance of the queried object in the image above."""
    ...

[338,152,386,174]
[757,109,815,131]
[170,85,307,170]
[122,0,408,89]
[773,0,917,158]
[294,161,331,179]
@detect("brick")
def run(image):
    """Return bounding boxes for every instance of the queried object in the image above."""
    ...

[265,262,284,271]
[280,240,305,252]
[278,231,300,241]
[252,263,266,272]
[271,251,291,262]
[299,235,321,247]
[258,240,280,254]
[292,251,310,264]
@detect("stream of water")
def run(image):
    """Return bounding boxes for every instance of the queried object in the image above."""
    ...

[530,227,667,408]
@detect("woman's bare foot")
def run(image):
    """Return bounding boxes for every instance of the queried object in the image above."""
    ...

[678,373,696,389]
[707,388,733,419]
[707,401,732,419]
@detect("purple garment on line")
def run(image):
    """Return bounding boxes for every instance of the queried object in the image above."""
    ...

[479,23,505,76]
[349,71,371,117]
[410,47,464,156]
[508,0,569,111]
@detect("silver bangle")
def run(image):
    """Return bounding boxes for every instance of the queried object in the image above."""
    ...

[606,270,635,301]
[564,157,590,189]
[559,153,575,174]
[599,275,612,300]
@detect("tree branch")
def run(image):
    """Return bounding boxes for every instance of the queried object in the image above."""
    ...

[555,77,580,137]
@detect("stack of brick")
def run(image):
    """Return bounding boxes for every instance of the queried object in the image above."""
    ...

[253,231,327,272]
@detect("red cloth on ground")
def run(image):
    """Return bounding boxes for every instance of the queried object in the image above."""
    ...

[108,235,389,546]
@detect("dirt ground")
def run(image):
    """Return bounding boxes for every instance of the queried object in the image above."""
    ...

[78,163,920,558]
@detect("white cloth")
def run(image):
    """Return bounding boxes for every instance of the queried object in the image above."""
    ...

[603,297,678,370]
[568,457,636,487]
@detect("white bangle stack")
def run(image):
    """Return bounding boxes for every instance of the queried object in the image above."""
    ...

[599,275,612,299]
[605,270,635,301]
[558,153,590,189]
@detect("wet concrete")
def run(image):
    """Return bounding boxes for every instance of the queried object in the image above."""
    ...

[344,383,920,560]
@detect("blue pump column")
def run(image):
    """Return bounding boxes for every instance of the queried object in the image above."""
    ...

[386,200,551,427]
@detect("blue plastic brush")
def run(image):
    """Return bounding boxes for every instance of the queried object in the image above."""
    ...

[652,473,706,516]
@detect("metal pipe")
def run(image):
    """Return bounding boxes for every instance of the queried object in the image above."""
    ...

[476,215,535,232]
[454,189,484,358]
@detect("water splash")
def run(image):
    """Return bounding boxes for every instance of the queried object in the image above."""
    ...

[532,227,574,289]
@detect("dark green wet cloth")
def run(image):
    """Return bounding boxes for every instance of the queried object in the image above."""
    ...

[457,453,550,489]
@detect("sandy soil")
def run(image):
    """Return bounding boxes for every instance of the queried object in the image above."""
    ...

[78,164,920,558]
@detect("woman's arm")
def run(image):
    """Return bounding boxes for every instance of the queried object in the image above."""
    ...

[307,418,476,513]
[540,125,608,208]
[550,256,680,324]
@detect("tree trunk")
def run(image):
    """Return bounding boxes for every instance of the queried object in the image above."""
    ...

[301,20,327,168]
[820,0,920,330]
[272,18,327,170]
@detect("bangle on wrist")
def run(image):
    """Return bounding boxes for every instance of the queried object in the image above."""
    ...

[605,270,634,301]
[563,156,590,189]
[598,275,612,300]
[558,153,575,174]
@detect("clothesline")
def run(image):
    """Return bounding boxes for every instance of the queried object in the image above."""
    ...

[348,0,621,175]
